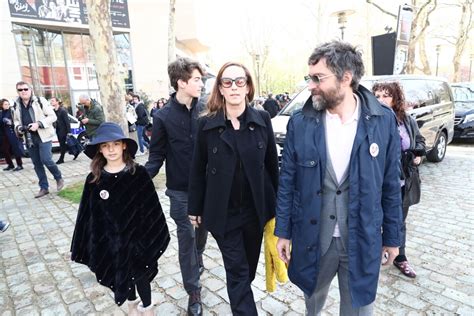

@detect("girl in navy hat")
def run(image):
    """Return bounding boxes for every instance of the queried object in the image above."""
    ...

[70,122,170,316]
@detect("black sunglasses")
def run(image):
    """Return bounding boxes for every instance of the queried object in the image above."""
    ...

[17,88,29,92]
[304,74,334,84]
[220,77,247,88]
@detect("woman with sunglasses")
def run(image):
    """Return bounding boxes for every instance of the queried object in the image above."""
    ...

[188,62,279,315]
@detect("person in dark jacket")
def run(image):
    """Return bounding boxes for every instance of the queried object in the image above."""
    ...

[145,57,207,316]
[132,94,150,155]
[188,62,279,316]
[275,41,402,315]
[51,97,71,164]
[373,81,425,279]
[77,94,105,140]
[262,93,279,118]
[0,99,23,171]
[71,122,170,316]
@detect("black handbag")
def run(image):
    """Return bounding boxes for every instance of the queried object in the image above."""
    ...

[66,135,83,156]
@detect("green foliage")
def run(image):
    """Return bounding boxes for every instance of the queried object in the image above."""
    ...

[58,181,84,204]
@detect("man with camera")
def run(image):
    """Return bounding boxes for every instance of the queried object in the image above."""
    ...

[13,81,64,198]
[77,94,105,141]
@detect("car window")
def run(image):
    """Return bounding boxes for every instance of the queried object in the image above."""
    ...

[452,86,474,101]
[280,88,311,116]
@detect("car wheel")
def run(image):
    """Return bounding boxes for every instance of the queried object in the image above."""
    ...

[78,132,89,147]
[426,131,447,162]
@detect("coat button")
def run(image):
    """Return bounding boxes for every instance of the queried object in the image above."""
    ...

[310,161,315,166]
[218,127,224,133]
[211,168,217,174]
[310,219,317,225]
[249,125,255,131]
[336,190,342,195]
[330,215,336,220]
[258,142,263,149]
[212,147,218,154]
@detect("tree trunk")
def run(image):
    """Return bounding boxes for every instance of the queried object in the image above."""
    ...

[452,0,473,82]
[168,0,176,64]
[418,28,432,75]
[404,0,437,74]
[85,0,127,132]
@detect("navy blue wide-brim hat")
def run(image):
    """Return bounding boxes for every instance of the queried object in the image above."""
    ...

[84,122,138,159]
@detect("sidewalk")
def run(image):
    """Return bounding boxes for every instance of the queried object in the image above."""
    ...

[1,145,473,315]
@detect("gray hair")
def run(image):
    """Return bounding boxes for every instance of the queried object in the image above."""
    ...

[78,94,91,101]
[308,41,364,90]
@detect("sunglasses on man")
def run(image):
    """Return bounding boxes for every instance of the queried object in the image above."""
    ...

[17,88,29,92]
[304,74,334,84]
[220,77,247,88]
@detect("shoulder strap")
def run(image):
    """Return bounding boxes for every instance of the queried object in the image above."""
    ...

[37,96,43,110]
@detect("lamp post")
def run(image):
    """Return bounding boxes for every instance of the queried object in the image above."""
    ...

[251,52,261,97]
[435,45,441,76]
[12,28,39,95]
[331,9,355,40]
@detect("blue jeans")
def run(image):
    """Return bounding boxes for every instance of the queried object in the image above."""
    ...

[28,140,62,190]
[136,125,149,153]
[166,189,207,294]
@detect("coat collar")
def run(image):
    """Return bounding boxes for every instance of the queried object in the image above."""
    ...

[169,92,199,111]
[301,84,385,121]
[202,106,266,131]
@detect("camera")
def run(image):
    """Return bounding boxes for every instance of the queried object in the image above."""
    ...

[21,125,34,148]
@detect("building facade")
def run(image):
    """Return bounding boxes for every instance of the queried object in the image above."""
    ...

[0,0,209,113]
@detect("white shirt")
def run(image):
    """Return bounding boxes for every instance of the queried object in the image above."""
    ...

[325,94,360,237]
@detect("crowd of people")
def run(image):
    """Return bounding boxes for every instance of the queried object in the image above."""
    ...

[1,40,427,316]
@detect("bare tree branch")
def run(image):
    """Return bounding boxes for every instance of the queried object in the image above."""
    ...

[366,0,397,18]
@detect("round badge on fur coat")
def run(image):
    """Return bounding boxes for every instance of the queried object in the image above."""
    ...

[99,190,110,200]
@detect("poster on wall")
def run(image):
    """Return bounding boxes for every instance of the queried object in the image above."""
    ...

[8,0,130,28]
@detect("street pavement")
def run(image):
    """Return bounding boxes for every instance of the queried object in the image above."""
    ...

[1,143,473,315]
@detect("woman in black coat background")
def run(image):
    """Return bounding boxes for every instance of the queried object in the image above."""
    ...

[51,97,71,164]
[0,99,23,171]
[188,62,279,315]
[373,82,426,279]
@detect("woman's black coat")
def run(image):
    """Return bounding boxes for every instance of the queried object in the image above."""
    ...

[188,107,279,237]
[70,165,170,305]
[401,114,426,208]
[0,108,24,158]
[54,106,71,139]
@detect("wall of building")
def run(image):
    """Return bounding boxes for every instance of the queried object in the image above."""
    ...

[128,0,170,100]
[0,1,22,100]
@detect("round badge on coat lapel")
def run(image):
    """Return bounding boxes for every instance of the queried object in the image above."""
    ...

[369,143,379,157]
[99,190,110,200]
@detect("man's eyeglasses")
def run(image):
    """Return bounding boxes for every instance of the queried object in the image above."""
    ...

[17,88,29,92]
[220,77,247,88]
[304,74,334,84]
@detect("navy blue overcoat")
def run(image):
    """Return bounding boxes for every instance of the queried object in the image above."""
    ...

[274,85,402,307]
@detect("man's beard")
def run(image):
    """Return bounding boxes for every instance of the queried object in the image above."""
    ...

[311,82,344,111]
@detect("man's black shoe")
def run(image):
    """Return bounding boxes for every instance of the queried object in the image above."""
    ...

[187,291,202,316]
[13,166,23,171]
[56,159,64,164]
[3,166,14,171]
[73,153,79,160]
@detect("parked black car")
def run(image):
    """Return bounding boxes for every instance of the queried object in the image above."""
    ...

[271,75,455,163]
[451,82,474,141]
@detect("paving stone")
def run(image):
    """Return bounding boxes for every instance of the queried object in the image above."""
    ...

[260,296,289,315]
[68,301,94,315]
